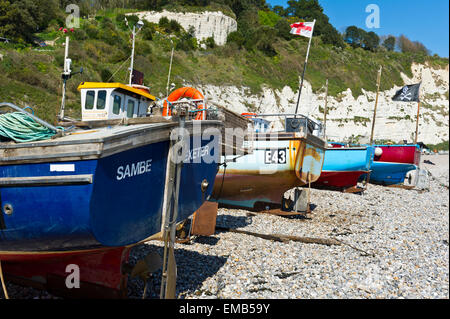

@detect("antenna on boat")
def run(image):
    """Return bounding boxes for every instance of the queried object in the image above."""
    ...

[128,19,144,86]
[166,39,175,97]
[58,36,83,121]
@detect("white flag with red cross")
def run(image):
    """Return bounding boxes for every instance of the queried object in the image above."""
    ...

[290,21,315,38]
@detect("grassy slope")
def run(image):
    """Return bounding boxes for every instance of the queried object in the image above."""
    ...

[0,8,448,126]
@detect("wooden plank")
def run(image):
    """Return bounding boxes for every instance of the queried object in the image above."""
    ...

[0,121,223,165]
[191,201,218,236]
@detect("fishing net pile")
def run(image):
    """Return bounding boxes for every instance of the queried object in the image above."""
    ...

[0,112,58,142]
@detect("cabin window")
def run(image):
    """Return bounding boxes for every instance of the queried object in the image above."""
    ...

[85,90,95,110]
[112,95,121,115]
[97,90,107,110]
[127,99,135,118]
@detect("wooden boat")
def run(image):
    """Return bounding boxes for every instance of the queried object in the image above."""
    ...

[0,33,228,297]
[211,113,326,210]
[0,86,222,297]
[311,143,374,192]
[366,144,421,186]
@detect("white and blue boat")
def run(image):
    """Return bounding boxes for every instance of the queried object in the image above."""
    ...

[367,144,421,186]
[211,113,326,210]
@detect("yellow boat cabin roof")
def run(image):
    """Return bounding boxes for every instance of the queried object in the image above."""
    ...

[77,82,156,101]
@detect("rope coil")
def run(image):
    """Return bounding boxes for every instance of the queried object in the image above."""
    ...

[0,112,59,143]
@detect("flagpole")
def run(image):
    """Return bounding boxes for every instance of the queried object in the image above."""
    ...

[364,66,382,188]
[414,76,423,144]
[294,19,316,117]
[369,66,383,144]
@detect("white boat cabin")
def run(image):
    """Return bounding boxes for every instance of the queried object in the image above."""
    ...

[77,82,156,121]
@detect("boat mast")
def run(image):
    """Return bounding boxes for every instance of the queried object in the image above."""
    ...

[166,39,174,97]
[128,20,144,86]
[369,66,383,144]
[414,74,423,144]
[322,79,328,141]
[59,36,71,121]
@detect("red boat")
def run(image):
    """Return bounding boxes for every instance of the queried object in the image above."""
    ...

[369,144,421,185]
[1,246,131,298]
[311,144,373,192]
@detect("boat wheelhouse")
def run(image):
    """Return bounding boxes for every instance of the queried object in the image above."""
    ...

[78,82,156,121]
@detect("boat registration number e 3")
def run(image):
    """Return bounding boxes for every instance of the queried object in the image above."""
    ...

[264,149,287,164]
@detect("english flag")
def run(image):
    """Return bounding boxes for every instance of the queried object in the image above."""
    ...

[290,21,315,38]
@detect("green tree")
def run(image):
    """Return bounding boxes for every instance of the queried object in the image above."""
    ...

[258,10,281,27]
[226,30,245,47]
[285,0,343,47]
[176,26,197,51]
[272,5,286,17]
[205,36,216,48]
[0,0,58,43]
[362,31,379,51]
[321,24,345,48]
[274,18,292,40]
[256,25,277,56]
[382,36,396,51]
[344,25,362,47]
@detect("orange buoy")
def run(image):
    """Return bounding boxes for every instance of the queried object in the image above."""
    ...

[163,87,206,120]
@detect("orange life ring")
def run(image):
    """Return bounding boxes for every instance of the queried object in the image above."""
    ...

[241,112,257,118]
[163,87,205,120]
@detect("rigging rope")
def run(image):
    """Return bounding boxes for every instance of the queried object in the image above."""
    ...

[0,112,59,143]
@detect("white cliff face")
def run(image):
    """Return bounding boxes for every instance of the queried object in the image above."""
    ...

[132,10,237,46]
[192,63,449,145]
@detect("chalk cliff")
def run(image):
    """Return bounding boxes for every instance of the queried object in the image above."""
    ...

[131,10,237,46]
[192,63,449,145]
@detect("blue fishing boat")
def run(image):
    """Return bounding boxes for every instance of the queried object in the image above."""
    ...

[367,144,421,186]
[0,33,224,297]
[0,89,222,297]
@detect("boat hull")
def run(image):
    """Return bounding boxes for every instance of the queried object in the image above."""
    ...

[311,146,373,191]
[1,246,131,298]
[0,121,221,297]
[312,170,367,190]
[211,133,325,209]
[367,144,421,186]
[0,122,221,252]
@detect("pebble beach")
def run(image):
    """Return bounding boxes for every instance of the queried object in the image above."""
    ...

[2,155,448,299]
[128,154,449,299]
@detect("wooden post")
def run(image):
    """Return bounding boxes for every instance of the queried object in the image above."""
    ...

[365,66,382,187]
[414,101,421,144]
[159,110,186,299]
[369,66,383,144]
[414,76,423,145]
[322,79,328,141]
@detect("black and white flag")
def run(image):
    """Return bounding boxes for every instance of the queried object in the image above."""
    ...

[392,83,421,102]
